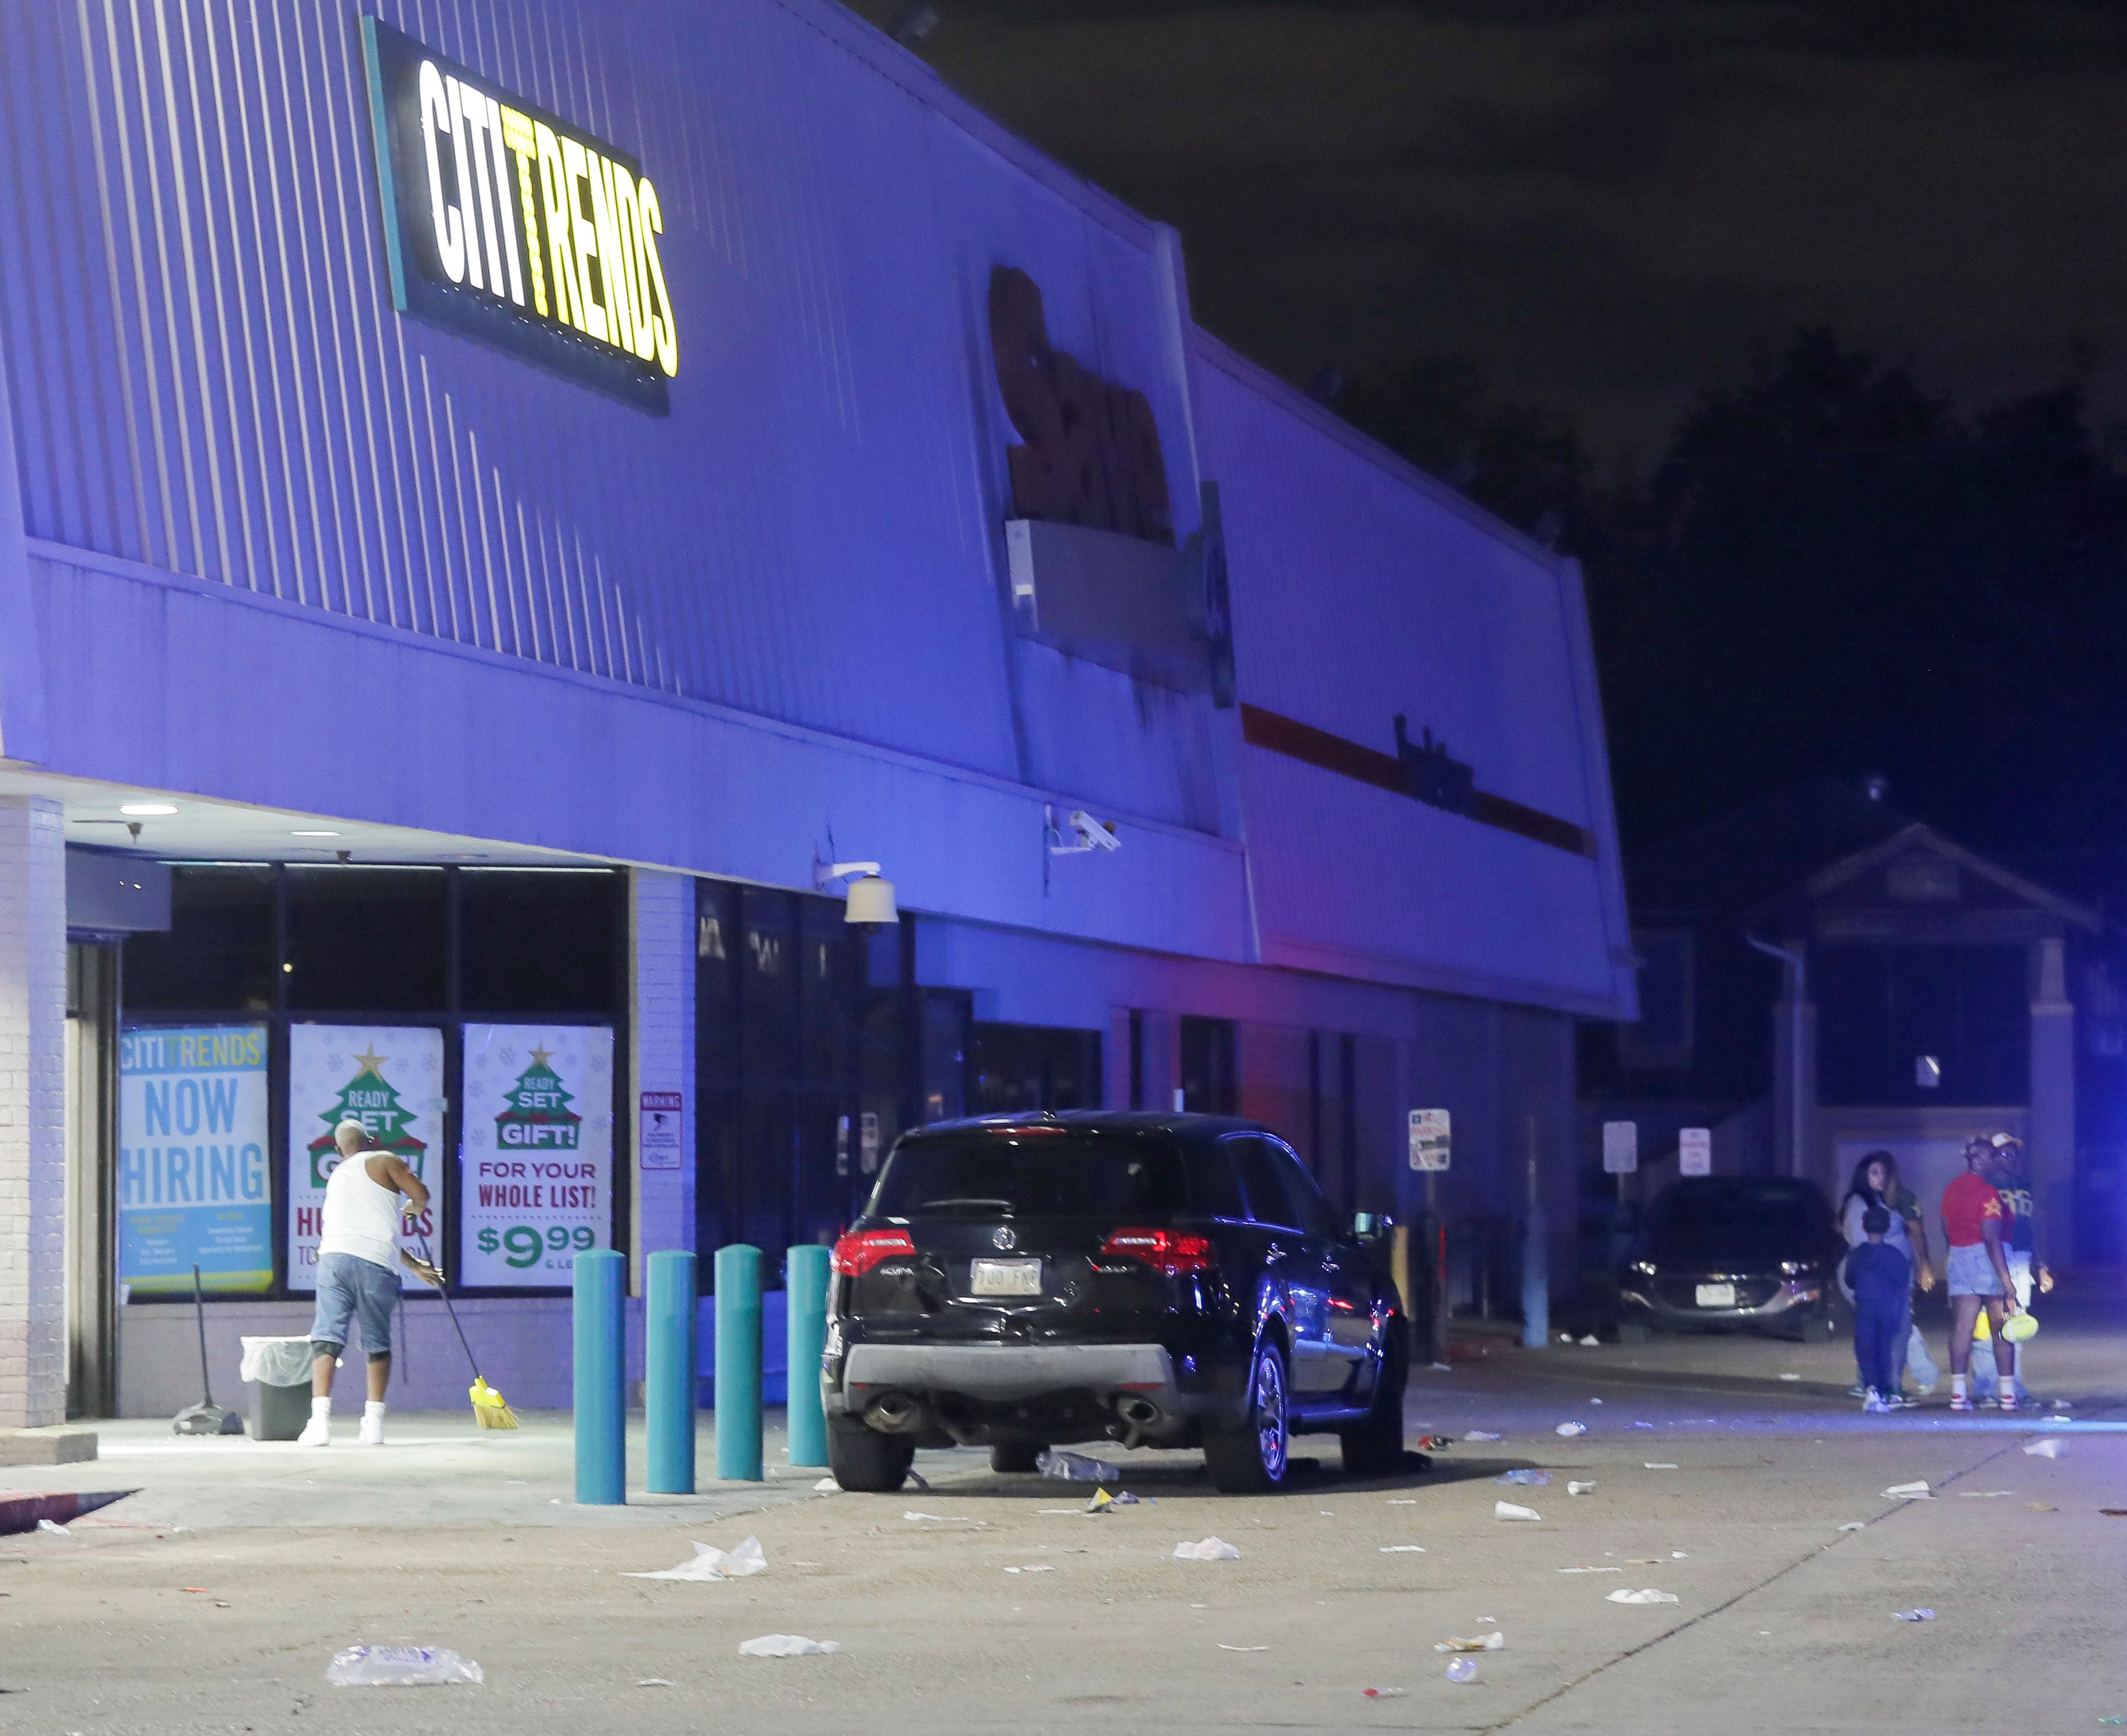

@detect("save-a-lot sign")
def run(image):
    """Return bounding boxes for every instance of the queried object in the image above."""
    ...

[359,17,677,410]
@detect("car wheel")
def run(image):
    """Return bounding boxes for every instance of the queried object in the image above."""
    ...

[1204,1336,1290,1494]
[827,1414,916,1492]
[1339,1330,1407,1478]
[989,1440,1043,1474]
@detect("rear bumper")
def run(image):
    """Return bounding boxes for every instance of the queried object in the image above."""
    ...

[840,1341,1175,1403]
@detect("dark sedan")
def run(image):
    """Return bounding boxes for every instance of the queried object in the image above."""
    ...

[1617,1176,1845,1341]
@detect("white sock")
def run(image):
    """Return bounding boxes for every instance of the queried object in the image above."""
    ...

[311,1396,331,1420]
[364,1400,386,1420]
[1951,1374,1968,1399]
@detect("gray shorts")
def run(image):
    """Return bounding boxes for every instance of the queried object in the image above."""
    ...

[310,1251,400,1356]
[1946,1242,2004,1299]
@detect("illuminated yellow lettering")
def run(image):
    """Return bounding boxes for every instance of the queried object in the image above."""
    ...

[535,123,580,330]
[416,61,463,284]
[611,167,654,363]
[638,178,676,377]
[445,75,484,289]
[484,94,524,307]
[560,136,606,343]
[499,106,546,316]
[587,151,634,355]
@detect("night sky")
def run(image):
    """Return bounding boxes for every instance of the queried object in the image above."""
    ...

[855,0,2127,471]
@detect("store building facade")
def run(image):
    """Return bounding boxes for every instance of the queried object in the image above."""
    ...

[0,0,1632,1424]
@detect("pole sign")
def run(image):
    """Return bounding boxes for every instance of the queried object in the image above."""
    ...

[1679,1126,1712,1177]
[1408,1108,1451,1172]
[359,17,678,411]
[286,1027,446,1293]
[460,1024,615,1287]
[639,1091,684,1171]
[1602,1120,1639,1176]
[117,1025,273,1294]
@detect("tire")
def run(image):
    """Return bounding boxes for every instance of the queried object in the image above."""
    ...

[827,1415,916,1492]
[1340,1330,1407,1478]
[1204,1336,1291,1494]
[1615,1320,1653,1346]
[989,1440,1043,1474]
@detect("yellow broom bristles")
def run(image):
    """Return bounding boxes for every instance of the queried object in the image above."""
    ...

[470,1377,519,1430]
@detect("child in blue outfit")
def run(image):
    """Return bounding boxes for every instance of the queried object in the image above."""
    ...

[1849,1205,1913,1413]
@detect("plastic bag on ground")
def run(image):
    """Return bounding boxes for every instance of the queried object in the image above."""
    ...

[1494,1501,1541,1522]
[1434,1633,1505,1652]
[737,1634,840,1658]
[1606,1589,1679,1605]
[1495,1469,1550,1486]
[240,1337,317,1387]
[1464,1430,1502,1442]
[1038,1449,1119,1482]
[1173,1537,1241,1561]
[1555,1422,1588,1436]
[1892,1608,1935,1621]
[1446,1658,1478,1683]
[624,1536,766,1582]
[326,1645,485,1687]
[2023,1439,2064,1458]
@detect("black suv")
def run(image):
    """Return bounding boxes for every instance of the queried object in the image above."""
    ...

[821,1111,1407,1493]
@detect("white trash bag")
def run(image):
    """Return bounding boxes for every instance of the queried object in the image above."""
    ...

[326,1645,484,1687]
[240,1336,318,1387]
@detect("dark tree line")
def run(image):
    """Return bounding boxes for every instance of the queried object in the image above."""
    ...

[1331,330,2127,855]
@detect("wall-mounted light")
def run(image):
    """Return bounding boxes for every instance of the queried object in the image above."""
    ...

[120,802,178,817]
[813,856,898,925]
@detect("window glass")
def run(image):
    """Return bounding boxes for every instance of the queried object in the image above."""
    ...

[1271,1140,1340,1238]
[123,866,276,1012]
[1225,1135,1298,1228]
[460,869,620,1013]
[869,1132,1186,1218]
[284,867,446,1012]
[1185,1145,1246,1218]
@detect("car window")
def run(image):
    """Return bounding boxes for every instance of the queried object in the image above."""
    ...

[867,1132,1187,1218]
[1268,1141,1339,1240]
[1185,1146,1246,1219]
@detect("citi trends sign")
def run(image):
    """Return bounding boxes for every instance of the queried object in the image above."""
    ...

[359,17,676,411]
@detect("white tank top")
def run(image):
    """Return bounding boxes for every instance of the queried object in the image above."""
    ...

[318,1150,405,1272]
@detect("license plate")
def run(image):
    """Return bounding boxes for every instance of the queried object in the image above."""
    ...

[970,1258,1042,1296]
[1695,1282,1736,1308]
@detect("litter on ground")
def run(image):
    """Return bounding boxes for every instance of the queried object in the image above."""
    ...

[1465,1431,1502,1442]
[1607,1589,1679,1605]
[2024,1439,2065,1458]
[1217,1644,1268,1652]
[1779,1373,1801,1381]
[903,1512,975,1523]
[1960,1491,2017,1499]
[1003,1565,1056,1573]
[1388,1499,1419,1505]
[1644,1463,1680,1471]
[1496,1469,1551,1486]
[1556,1422,1588,1437]
[1883,1482,1933,1499]
[1559,1566,1623,1573]
[1579,1335,1600,1346]
[1379,1545,1426,1553]
[1086,1489,1141,1512]
[1174,1537,1242,1561]
[624,1536,767,1582]
[326,1646,484,1687]
[1568,1481,1597,1496]
[737,1635,840,1658]
[2028,1502,2058,1512]
[1446,1658,1480,1683]
[1363,1687,1409,1698]
[1838,1522,1867,1531]
[1590,1397,1604,1404]
[1038,1449,1119,1482]
[1495,1501,1542,1522]
[814,1478,838,1492]
[1893,1609,1936,1622]
[1435,1633,1505,1652]
[636,1678,674,1686]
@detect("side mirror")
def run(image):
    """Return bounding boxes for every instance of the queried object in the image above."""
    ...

[1349,1211,1395,1239]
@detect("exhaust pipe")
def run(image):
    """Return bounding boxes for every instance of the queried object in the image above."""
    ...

[1114,1392,1162,1449]
[866,1392,924,1434]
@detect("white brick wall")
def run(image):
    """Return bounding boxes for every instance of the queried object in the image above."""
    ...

[629,870,695,1282]
[0,797,66,1428]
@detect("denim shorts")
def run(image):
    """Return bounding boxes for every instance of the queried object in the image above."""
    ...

[1946,1242,2005,1299]
[309,1251,401,1355]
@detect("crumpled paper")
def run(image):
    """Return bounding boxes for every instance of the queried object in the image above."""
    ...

[1173,1537,1241,1561]
[737,1634,840,1657]
[1606,1588,1679,1605]
[624,1536,767,1582]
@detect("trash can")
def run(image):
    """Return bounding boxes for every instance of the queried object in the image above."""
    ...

[240,1337,316,1441]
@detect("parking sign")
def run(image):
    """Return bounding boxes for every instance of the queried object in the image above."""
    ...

[1409,1108,1451,1172]
[1602,1120,1639,1175]
[1679,1126,1711,1176]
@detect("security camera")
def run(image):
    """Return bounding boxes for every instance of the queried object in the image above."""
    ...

[1067,810,1120,852]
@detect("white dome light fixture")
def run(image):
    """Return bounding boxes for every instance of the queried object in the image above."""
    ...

[813,855,898,925]
[119,801,179,816]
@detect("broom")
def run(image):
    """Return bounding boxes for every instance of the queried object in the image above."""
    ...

[417,1238,518,1429]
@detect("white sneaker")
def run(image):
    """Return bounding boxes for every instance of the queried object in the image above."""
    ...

[357,1414,385,1446]
[297,1416,330,1447]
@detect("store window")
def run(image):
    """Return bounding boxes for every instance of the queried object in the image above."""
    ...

[968,1022,1102,1114]
[285,866,446,1012]
[1180,1015,1237,1114]
[122,866,276,1012]
[460,868,621,1013]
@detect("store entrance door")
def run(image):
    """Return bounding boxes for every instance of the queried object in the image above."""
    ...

[64,944,119,1418]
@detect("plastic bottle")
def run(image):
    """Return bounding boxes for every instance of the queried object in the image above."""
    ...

[326,1645,484,1687]
[1446,1658,1478,1684]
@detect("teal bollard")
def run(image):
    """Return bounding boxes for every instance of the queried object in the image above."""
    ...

[572,1249,625,1506]
[784,1245,832,1468]
[713,1244,764,1482]
[645,1250,697,1494]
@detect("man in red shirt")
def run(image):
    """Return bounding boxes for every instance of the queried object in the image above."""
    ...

[1940,1135,2023,1412]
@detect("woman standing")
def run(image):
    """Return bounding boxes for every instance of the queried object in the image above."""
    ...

[1838,1151,1937,1403]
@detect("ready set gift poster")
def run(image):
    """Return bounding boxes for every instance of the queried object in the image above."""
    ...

[286,1026,445,1293]
[116,1024,273,1294]
[459,1024,614,1287]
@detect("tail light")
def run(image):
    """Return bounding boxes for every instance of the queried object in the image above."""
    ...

[832,1227,916,1276]
[1102,1228,1216,1276]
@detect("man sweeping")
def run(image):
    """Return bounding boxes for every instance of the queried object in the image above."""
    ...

[299,1119,441,1446]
